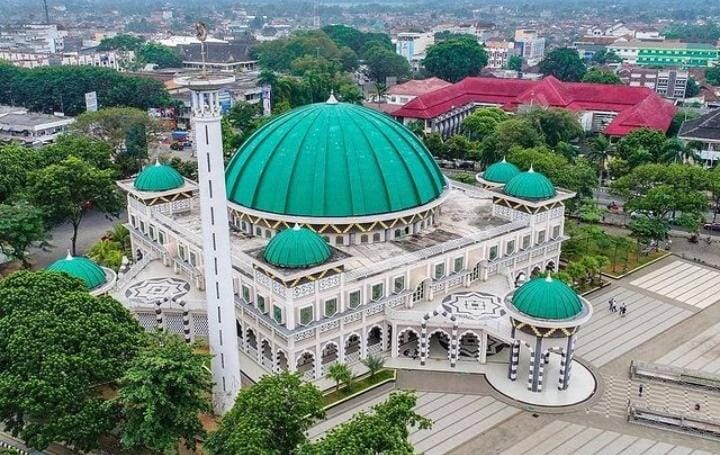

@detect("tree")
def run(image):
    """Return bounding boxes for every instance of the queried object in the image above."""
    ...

[707,66,720,86]
[586,135,613,189]
[462,107,508,141]
[423,133,446,158]
[590,49,621,65]
[521,108,583,146]
[118,333,211,454]
[327,362,353,392]
[507,55,523,72]
[72,107,151,156]
[538,48,587,82]
[685,76,700,97]
[0,144,39,203]
[364,45,411,95]
[444,135,476,160]
[616,128,667,162]
[422,37,488,82]
[298,391,431,454]
[97,34,145,51]
[581,68,622,84]
[205,372,324,455]
[29,156,123,256]
[0,203,46,267]
[361,355,385,379]
[481,118,543,160]
[137,43,183,69]
[87,239,124,270]
[0,271,143,451]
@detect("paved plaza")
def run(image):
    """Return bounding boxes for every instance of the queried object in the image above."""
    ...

[309,257,720,454]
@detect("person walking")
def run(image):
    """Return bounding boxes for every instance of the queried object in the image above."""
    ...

[608,297,615,311]
[619,304,627,317]
[638,384,644,397]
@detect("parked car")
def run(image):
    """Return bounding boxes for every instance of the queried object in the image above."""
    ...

[703,222,720,231]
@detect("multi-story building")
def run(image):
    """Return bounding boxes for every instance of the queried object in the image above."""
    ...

[177,42,257,72]
[0,24,65,54]
[393,76,676,138]
[618,67,689,99]
[484,40,518,69]
[0,49,131,70]
[679,109,720,165]
[608,40,720,68]
[513,29,545,66]
[114,98,595,411]
[395,32,435,69]
[0,106,74,146]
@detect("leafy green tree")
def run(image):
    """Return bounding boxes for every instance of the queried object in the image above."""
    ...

[616,128,667,162]
[423,133,446,158]
[443,135,476,160]
[87,239,124,270]
[327,362,353,391]
[507,55,523,71]
[29,156,123,255]
[422,36,488,82]
[0,271,143,451]
[685,76,700,97]
[581,68,622,84]
[137,43,183,69]
[299,391,431,455]
[204,372,324,455]
[0,144,38,203]
[586,135,613,188]
[0,203,46,267]
[590,49,621,65]
[252,31,347,72]
[707,66,720,86]
[522,108,583,146]
[538,48,587,82]
[462,107,508,141]
[664,23,720,43]
[97,34,145,51]
[168,157,198,181]
[364,45,411,95]
[118,333,212,454]
[481,118,543,161]
[321,25,392,59]
[361,355,385,378]
[72,107,151,156]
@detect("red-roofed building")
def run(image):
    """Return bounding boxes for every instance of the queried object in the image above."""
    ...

[393,76,676,138]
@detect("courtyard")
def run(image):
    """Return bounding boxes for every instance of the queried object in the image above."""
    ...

[310,255,720,454]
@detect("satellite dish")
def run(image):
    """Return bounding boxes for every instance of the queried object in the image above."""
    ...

[195,22,208,42]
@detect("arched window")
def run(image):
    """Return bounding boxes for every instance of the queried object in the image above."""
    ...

[373,233,381,242]
[360,234,368,243]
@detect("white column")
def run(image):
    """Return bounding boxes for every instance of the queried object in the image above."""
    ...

[192,86,242,414]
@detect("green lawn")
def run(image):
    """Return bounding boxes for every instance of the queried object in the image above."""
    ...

[322,369,395,406]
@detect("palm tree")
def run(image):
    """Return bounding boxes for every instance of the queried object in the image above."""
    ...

[586,135,612,196]
[361,355,385,379]
[327,362,352,392]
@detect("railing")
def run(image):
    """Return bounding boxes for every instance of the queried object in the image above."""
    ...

[629,406,720,440]
[346,220,528,282]
[116,255,152,292]
[368,343,383,354]
[345,351,361,364]
[630,361,720,391]
[302,368,315,381]
[246,346,258,360]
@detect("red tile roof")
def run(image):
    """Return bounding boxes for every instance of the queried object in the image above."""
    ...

[393,76,676,136]
[387,77,452,96]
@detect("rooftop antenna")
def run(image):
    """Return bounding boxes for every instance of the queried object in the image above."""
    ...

[195,21,209,78]
[313,0,320,29]
[42,0,50,24]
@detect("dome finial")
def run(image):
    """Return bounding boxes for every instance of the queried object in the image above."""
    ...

[529,163,535,173]
[292,223,302,231]
[65,249,73,260]
[326,90,338,105]
[545,272,552,282]
[501,156,507,163]
[154,159,161,167]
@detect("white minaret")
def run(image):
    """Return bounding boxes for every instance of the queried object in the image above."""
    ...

[175,27,241,413]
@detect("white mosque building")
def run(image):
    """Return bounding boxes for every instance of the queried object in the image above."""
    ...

[110,80,595,411]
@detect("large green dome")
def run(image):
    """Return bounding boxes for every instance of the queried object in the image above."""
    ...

[511,275,583,320]
[263,226,332,269]
[47,254,106,289]
[504,168,556,200]
[225,101,447,218]
[483,159,520,184]
[134,162,184,192]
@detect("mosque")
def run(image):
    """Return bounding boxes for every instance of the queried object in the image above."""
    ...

[46,83,596,411]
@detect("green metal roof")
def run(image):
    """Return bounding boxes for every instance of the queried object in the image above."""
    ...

[483,158,520,184]
[511,275,583,320]
[504,168,556,200]
[47,253,106,289]
[263,226,332,269]
[225,101,447,218]
[134,161,185,192]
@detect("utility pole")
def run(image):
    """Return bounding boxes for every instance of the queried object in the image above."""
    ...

[42,0,50,24]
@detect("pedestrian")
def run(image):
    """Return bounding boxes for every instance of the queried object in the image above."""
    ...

[608,297,615,311]
[620,304,626,317]
[611,301,617,313]
[638,384,644,397]
[695,403,701,411]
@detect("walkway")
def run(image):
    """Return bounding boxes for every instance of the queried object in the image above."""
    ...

[309,391,519,455]
[501,420,716,455]
[576,287,693,367]
[655,322,720,375]
[630,260,720,309]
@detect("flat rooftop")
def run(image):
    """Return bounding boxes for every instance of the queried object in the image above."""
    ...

[162,187,516,277]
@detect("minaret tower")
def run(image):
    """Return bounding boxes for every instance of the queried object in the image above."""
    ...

[175,22,241,413]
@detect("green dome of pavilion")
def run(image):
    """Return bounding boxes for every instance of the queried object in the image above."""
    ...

[225,100,447,218]
[47,253,106,289]
[504,168,556,200]
[511,275,583,320]
[483,158,520,184]
[263,226,332,269]
[134,161,185,192]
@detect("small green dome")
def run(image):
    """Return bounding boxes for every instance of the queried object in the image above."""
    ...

[225,100,446,218]
[47,253,106,289]
[134,161,184,192]
[511,275,582,320]
[504,168,556,200]
[483,158,520,184]
[263,226,332,269]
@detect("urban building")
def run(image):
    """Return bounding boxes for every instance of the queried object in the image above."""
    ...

[679,109,720,165]
[0,49,131,70]
[177,42,257,72]
[0,24,65,54]
[395,32,435,71]
[0,106,74,146]
[513,29,545,66]
[114,97,597,412]
[386,77,452,106]
[392,76,676,138]
[617,67,689,99]
[484,40,518,69]
[608,40,720,68]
